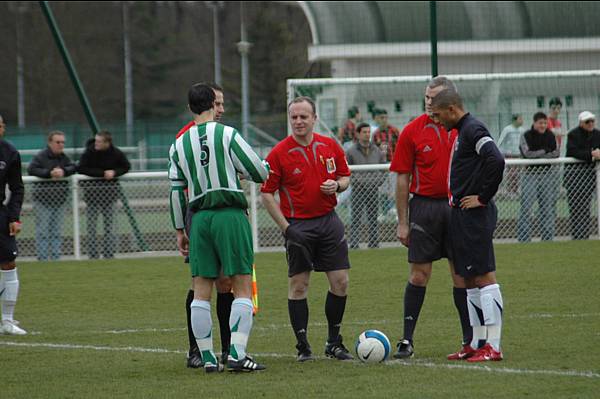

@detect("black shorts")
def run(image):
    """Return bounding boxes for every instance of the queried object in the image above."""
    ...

[285,211,350,277]
[408,195,452,263]
[0,209,18,263]
[449,202,497,277]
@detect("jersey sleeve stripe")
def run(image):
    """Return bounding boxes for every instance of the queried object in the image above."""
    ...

[475,137,494,154]
[231,132,269,182]
[169,186,186,230]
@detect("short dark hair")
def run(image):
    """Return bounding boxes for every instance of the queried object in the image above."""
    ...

[533,112,547,122]
[512,113,522,121]
[188,83,216,115]
[96,130,112,144]
[47,130,65,142]
[430,89,464,110]
[288,96,316,114]
[549,97,562,107]
[348,106,359,118]
[373,108,387,116]
[355,122,370,133]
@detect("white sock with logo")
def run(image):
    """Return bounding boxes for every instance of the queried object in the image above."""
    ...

[467,288,487,349]
[1,269,19,322]
[480,284,503,352]
[190,299,217,364]
[229,298,254,361]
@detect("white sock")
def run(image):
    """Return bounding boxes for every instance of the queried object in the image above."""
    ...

[229,298,254,361]
[480,284,503,351]
[190,299,217,364]
[467,288,487,349]
[1,269,19,322]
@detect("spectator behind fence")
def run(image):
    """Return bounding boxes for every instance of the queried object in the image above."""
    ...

[338,106,361,150]
[548,97,565,155]
[563,111,600,240]
[346,122,386,249]
[497,114,526,196]
[77,131,131,259]
[27,131,76,261]
[517,112,559,242]
[372,109,401,162]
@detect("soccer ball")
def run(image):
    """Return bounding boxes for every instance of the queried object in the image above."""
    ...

[355,329,391,363]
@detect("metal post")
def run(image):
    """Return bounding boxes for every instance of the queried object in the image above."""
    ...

[71,175,81,260]
[238,2,252,141]
[430,1,438,77]
[123,2,134,146]
[596,162,600,239]
[39,1,100,134]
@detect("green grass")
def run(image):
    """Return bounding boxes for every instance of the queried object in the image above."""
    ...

[2,242,599,398]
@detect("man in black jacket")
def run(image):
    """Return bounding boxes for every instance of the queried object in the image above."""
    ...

[564,111,600,240]
[0,115,26,335]
[78,131,131,259]
[28,131,77,261]
[516,113,560,242]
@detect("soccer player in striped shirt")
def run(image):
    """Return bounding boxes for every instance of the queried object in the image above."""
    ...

[169,83,270,373]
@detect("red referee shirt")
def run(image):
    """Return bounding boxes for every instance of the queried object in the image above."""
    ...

[390,114,457,198]
[261,133,351,219]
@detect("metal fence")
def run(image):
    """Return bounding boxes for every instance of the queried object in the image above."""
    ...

[18,158,599,261]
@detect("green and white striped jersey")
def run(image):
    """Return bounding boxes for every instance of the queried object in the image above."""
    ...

[168,121,269,229]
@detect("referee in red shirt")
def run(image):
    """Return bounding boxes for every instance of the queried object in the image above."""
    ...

[261,96,354,362]
[389,77,473,360]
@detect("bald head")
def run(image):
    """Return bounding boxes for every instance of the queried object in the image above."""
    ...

[430,88,464,111]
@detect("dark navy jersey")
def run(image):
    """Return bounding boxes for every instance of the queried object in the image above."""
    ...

[0,140,24,222]
[449,113,505,206]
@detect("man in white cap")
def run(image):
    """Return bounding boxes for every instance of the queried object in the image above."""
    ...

[563,111,600,239]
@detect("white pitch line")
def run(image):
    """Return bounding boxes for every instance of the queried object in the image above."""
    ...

[1,341,598,379]
[96,312,600,335]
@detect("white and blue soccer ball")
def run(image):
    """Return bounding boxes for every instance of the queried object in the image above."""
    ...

[355,329,391,363]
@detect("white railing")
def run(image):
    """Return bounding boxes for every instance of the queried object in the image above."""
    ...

[18,158,599,261]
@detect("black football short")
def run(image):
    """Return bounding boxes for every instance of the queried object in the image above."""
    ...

[449,202,497,277]
[285,211,350,277]
[0,209,18,263]
[408,195,453,263]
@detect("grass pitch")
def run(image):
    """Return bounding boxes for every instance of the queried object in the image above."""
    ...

[2,241,599,398]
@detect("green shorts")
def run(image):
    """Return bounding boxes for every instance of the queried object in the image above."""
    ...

[189,207,254,278]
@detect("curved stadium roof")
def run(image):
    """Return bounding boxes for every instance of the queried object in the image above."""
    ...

[298,1,600,45]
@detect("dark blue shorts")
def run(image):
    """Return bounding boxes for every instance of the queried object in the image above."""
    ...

[285,211,350,277]
[408,195,452,263]
[449,202,497,277]
[0,209,18,263]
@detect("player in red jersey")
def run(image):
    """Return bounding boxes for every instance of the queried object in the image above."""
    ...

[261,96,354,362]
[389,77,474,361]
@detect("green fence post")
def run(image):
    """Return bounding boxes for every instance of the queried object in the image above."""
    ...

[430,1,438,78]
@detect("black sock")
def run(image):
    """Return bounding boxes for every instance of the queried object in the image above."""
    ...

[288,299,309,348]
[217,292,234,353]
[403,282,426,342]
[325,291,347,343]
[185,289,197,352]
[453,287,473,345]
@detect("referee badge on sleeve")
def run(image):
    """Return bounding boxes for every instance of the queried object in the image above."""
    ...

[326,157,336,174]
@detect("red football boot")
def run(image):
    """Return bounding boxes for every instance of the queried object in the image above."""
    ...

[447,344,476,360]
[466,343,503,362]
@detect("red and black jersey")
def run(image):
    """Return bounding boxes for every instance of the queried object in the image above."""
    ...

[261,133,351,219]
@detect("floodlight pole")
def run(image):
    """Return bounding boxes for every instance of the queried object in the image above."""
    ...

[430,1,438,77]
[123,2,134,146]
[238,2,252,141]
[39,1,100,134]
[205,1,224,85]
